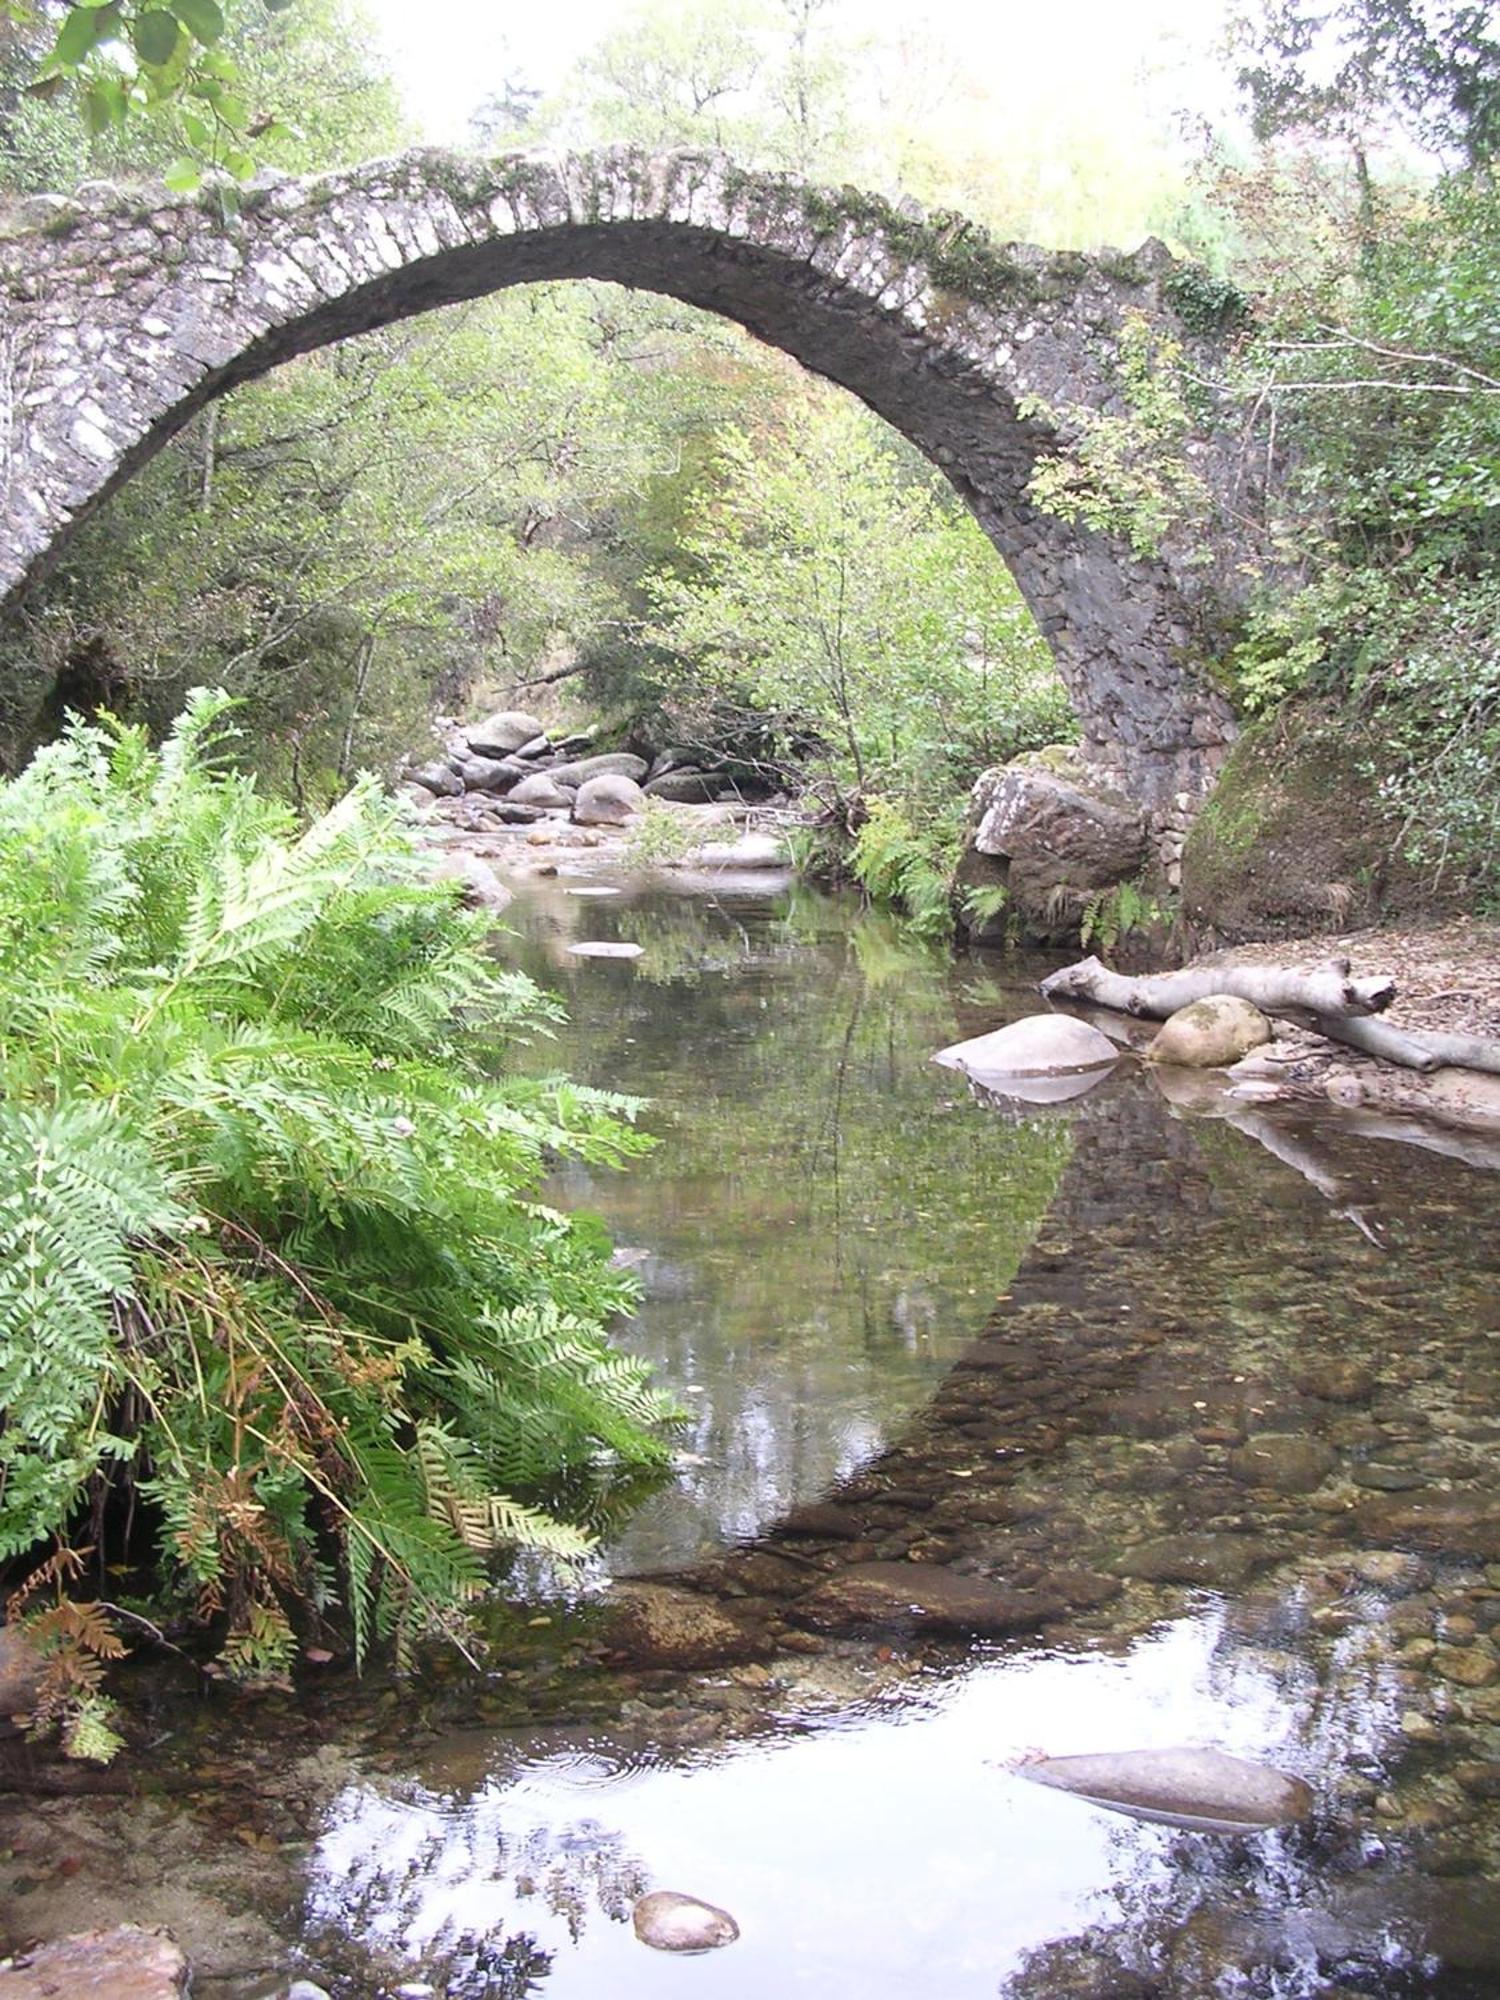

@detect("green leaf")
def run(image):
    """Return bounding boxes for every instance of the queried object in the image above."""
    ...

[163,156,201,191]
[180,107,211,148]
[130,8,180,65]
[54,5,108,64]
[223,148,255,182]
[171,0,225,45]
[82,75,127,132]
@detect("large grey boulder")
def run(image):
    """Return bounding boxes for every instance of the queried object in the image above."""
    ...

[404,760,464,798]
[509,772,574,809]
[572,773,646,825]
[1019,1746,1314,1834]
[549,751,649,788]
[965,747,1148,942]
[645,770,728,803]
[453,753,527,793]
[463,709,544,757]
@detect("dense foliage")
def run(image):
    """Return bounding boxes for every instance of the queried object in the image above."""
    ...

[0,694,678,1755]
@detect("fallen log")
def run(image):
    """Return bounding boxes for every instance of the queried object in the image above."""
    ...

[1297,1011,1500,1076]
[1039,954,1396,1020]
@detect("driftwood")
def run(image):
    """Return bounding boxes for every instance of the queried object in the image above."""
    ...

[1039,954,1396,1020]
[1042,955,1500,1078]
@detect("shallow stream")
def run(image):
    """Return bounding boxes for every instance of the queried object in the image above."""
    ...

[4,878,1500,1997]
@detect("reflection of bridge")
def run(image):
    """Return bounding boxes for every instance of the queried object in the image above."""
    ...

[0,149,1245,809]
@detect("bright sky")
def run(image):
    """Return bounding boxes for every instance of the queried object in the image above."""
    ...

[364,0,1237,151]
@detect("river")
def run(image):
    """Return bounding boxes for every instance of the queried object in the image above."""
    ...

[4,875,1499,1997]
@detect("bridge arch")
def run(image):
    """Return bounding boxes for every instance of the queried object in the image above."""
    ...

[0,147,1239,810]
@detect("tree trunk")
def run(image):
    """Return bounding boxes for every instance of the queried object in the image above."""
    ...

[1038,954,1397,1019]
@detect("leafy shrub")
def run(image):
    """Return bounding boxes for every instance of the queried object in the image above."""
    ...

[0,692,679,1752]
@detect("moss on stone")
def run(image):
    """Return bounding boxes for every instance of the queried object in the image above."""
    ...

[1181,704,1433,942]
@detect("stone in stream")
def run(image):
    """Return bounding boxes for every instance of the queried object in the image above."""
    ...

[605,1582,766,1667]
[571,773,646,826]
[690,832,789,870]
[1018,1745,1314,1834]
[645,770,728,803]
[632,1891,740,1953]
[1228,1432,1337,1493]
[509,773,574,808]
[1355,1493,1500,1561]
[404,760,464,797]
[1112,1533,1269,1589]
[0,1926,190,1998]
[932,1015,1120,1095]
[547,752,650,788]
[567,941,644,959]
[454,753,528,792]
[1146,994,1273,1068]
[464,709,545,757]
[790,1562,1067,1637]
[424,851,513,913]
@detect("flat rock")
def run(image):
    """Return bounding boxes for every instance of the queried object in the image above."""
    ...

[1228,1433,1337,1493]
[791,1562,1064,1637]
[632,1891,740,1953]
[1147,995,1273,1069]
[1355,1494,1500,1561]
[0,1926,189,1998]
[1112,1534,1267,1589]
[1019,1745,1314,1833]
[464,709,544,757]
[567,940,643,959]
[933,1014,1119,1087]
[605,1583,765,1667]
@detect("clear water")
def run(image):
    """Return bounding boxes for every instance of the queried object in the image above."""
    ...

[6,878,1500,1998]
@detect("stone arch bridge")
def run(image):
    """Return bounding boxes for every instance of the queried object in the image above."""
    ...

[0,147,1249,812]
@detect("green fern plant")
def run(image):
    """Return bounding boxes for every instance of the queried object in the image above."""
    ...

[0,693,682,1753]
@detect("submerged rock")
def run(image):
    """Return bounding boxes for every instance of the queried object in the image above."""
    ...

[1112,1533,1268,1589]
[0,1925,189,1998]
[791,1562,1064,1637]
[605,1582,765,1667]
[1355,1494,1500,1561]
[933,1015,1120,1091]
[1147,995,1273,1069]
[632,1891,740,1953]
[1019,1745,1314,1833]
[1228,1432,1337,1493]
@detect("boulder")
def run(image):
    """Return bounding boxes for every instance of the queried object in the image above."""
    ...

[463,709,544,757]
[965,748,1148,942]
[604,1583,765,1667]
[454,754,527,793]
[571,774,646,826]
[509,773,574,809]
[425,852,513,914]
[933,1014,1120,1086]
[548,752,649,788]
[1020,1746,1314,1834]
[632,1891,740,1953]
[790,1562,1065,1638]
[511,733,550,761]
[0,1926,190,1998]
[404,761,464,798]
[1147,995,1273,1068]
[645,771,728,803]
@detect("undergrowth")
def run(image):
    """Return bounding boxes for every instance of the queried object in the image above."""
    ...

[0,692,680,1757]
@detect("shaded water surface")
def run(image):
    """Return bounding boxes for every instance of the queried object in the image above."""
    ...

[5,882,1500,1998]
